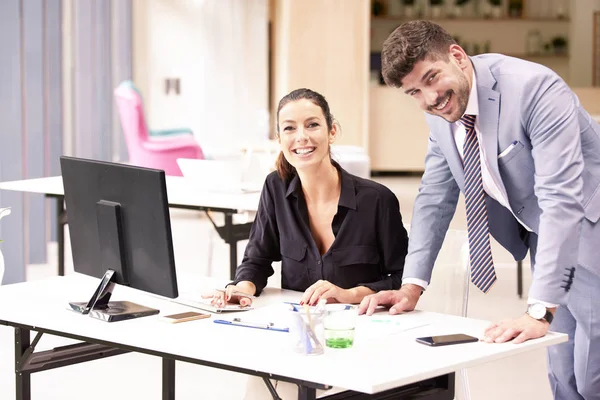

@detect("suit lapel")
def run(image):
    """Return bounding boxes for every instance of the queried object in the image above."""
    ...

[478,88,501,183]
[473,57,502,186]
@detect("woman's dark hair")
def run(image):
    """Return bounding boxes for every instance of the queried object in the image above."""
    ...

[275,88,335,181]
[382,20,456,88]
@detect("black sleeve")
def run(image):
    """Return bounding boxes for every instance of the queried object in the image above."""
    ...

[360,190,408,292]
[230,180,281,295]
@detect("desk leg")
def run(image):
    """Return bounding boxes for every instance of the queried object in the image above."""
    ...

[15,328,31,400]
[517,260,523,299]
[162,358,175,400]
[56,196,66,277]
[297,386,316,400]
[225,213,237,280]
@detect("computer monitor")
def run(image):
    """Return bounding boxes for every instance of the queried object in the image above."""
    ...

[60,156,179,322]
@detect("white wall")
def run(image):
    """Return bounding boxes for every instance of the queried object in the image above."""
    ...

[569,0,600,86]
[133,0,269,154]
[62,0,74,156]
[272,0,371,149]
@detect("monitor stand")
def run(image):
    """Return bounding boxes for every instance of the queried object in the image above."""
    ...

[69,269,159,322]
[69,200,159,322]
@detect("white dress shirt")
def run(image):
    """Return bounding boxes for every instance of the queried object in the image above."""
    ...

[403,73,557,308]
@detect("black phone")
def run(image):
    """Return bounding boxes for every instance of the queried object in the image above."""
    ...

[416,333,479,347]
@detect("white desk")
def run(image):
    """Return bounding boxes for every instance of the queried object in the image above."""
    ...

[0,274,567,400]
[0,176,261,279]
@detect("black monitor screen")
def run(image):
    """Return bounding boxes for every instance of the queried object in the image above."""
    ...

[60,156,178,299]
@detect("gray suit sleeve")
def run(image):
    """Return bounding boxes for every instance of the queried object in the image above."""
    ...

[522,74,585,305]
[403,132,460,284]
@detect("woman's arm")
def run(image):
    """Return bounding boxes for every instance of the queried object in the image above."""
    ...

[230,178,281,295]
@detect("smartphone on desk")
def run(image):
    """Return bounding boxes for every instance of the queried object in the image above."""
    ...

[161,311,210,324]
[416,333,479,347]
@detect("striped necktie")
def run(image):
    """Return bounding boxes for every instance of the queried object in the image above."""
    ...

[461,114,497,293]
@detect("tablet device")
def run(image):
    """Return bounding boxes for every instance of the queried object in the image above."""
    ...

[171,296,253,313]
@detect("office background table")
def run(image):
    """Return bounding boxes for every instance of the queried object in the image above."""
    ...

[0,176,260,280]
[0,274,567,400]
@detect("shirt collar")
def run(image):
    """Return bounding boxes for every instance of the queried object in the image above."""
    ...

[285,174,301,198]
[285,165,357,210]
[338,168,357,210]
[461,71,478,119]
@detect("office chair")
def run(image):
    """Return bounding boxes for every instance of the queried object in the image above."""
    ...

[0,250,4,286]
[0,207,11,285]
[114,80,204,176]
[331,145,371,179]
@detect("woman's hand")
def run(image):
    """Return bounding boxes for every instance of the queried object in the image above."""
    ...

[300,280,350,305]
[201,282,256,308]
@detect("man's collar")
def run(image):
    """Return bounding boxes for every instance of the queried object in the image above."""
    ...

[463,70,479,117]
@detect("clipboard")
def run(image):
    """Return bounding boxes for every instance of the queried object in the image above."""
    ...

[213,318,289,332]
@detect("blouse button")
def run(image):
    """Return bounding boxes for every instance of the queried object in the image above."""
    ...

[316,260,321,265]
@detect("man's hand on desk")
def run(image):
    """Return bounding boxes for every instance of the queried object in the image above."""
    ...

[357,284,422,316]
[483,311,554,344]
[202,282,256,308]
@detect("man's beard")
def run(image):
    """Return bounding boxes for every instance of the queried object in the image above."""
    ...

[427,73,470,123]
[447,72,470,123]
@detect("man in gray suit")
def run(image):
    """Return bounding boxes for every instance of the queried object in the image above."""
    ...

[358,20,600,399]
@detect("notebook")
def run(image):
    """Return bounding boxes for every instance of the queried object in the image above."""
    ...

[177,158,262,194]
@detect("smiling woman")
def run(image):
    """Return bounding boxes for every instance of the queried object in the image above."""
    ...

[207,88,408,307]
[204,89,409,399]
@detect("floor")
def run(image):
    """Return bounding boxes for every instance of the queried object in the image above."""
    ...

[0,176,552,400]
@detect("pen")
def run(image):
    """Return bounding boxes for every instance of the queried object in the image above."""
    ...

[213,318,289,332]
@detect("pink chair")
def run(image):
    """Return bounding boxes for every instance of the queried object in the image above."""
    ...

[114,81,204,176]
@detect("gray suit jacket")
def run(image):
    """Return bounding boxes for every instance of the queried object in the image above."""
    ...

[405,54,600,305]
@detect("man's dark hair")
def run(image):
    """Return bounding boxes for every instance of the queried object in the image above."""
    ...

[381,20,457,88]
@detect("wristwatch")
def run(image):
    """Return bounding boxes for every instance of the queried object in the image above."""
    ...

[526,303,554,324]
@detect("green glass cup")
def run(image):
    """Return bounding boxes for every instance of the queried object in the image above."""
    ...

[323,304,358,349]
